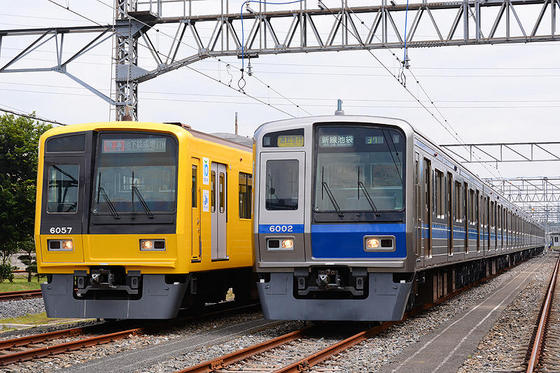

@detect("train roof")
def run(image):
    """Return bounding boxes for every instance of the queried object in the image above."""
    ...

[40,121,252,152]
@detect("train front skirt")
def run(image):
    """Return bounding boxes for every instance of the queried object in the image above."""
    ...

[257,272,412,321]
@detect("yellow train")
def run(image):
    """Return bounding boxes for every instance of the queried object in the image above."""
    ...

[34,122,254,319]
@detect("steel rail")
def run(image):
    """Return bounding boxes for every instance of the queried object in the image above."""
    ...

[0,289,42,301]
[177,328,307,373]
[0,326,85,350]
[273,324,393,373]
[526,254,560,373]
[0,327,142,366]
[0,301,259,366]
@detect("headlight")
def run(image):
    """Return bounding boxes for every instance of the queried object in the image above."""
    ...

[140,239,165,251]
[140,240,153,250]
[47,239,73,251]
[365,238,380,249]
[281,239,294,249]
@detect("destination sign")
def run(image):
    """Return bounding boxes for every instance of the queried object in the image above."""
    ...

[319,135,354,148]
[277,135,304,147]
[102,138,167,153]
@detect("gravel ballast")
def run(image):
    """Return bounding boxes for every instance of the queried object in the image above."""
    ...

[0,297,45,320]
[312,254,551,372]
[458,255,553,372]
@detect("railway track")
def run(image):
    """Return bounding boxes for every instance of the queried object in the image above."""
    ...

[0,289,42,301]
[526,253,560,372]
[176,262,515,373]
[0,324,141,366]
[0,301,259,367]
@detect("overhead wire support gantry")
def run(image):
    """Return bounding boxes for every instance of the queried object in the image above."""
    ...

[441,142,560,163]
[1,0,560,119]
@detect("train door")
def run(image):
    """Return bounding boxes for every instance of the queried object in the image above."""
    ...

[423,158,432,258]
[415,153,422,258]
[258,152,305,262]
[191,159,201,261]
[464,182,468,253]
[476,190,480,252]
[211,163,228,260]
[447,172,453,255]
[486,197,490,251]
[41,156,87,263]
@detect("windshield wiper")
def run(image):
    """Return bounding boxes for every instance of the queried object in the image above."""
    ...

[358,181,378,212]
[322,181,344,217]
[99,187,120,219]
[97,174,119,218]
[357,167,377,212]
[382,129,403,181]
[131,171,154,218]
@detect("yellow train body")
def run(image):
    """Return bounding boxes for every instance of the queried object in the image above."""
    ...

[35,122,254,318]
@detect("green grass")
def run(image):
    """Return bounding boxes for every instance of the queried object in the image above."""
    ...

[0,312,50,326]
[0,276,42,292]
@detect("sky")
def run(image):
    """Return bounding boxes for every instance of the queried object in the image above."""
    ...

[1,0,559,190]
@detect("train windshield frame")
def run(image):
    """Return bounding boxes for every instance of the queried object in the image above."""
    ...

[312,124,406,222]
[91,132,178,216]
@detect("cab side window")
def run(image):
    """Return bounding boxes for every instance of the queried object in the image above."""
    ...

[47,164,79,213]
[265,160,298,210]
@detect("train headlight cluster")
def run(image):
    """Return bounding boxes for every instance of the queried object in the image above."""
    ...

[47,239,73,251]
[267,238,295,250]
[364,236,395,251]
[140,239,166,251]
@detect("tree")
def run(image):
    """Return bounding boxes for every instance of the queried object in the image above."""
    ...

[18,238,36,282]
[0,113,52,270]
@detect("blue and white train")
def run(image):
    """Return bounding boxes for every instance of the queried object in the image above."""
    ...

[253,115,545,321]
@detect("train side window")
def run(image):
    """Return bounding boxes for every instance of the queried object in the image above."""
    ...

[463,183,468,222]
[266,159,299,210]
[435,170,444,218]
[192,165,197,208]
[211,171,216,213]
[239,172,252,219]
[454,181,461,222]
[474,190,479,224]
[47,164,79,213]
[219,172,225,213]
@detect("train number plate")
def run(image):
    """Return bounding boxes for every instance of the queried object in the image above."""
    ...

[49,226,73,234]
[258,224,304,234]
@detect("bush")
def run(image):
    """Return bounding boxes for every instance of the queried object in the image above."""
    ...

[0,264,14,283]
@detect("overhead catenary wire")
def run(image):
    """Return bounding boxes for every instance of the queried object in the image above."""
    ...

[0,106,67,126]
[6,86,560,109]
[4,84,560,108]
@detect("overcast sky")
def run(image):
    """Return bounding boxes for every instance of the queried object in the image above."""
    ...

[1,0,559,185]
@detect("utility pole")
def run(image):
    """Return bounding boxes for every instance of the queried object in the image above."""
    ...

[235,112,238,135]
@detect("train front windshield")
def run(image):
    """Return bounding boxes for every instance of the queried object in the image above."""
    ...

[91,133,178,215]
[314,125,405,219]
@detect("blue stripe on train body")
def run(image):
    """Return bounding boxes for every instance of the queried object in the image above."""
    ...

[311,223,407,259]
